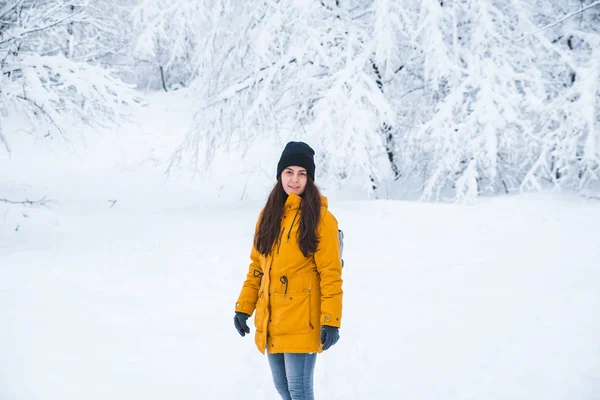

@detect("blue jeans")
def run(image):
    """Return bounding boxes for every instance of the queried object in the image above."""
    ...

[267,352,317,400]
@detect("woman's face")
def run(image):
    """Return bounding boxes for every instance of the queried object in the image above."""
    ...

[281,166,308,196]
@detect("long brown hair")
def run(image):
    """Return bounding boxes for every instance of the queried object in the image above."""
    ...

[254,177,322,257]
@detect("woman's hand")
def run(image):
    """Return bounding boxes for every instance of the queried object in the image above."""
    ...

[321,325,340,350]
[234,312,251,337]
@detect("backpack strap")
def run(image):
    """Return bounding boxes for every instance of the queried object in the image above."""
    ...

[338,229,344,268]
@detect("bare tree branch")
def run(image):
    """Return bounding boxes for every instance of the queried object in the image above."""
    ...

[15,95,66,137]
[517,1,600,42]
[0,124,10,155]
[0,0,25,20]
[199,57,298,111]
[20,3,93,37]
[581,194,600,201]
[0,196,53,207]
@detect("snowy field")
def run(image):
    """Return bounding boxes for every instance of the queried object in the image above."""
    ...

[1,93,599,399]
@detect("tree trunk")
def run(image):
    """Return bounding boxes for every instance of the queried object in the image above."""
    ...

[160,66,168,92]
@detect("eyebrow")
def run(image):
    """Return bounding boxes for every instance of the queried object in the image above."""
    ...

[285,167,307,172]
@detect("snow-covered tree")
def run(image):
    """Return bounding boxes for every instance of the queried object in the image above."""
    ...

[0,0,137,155]
[520,0,600,193]
[131,0,213,90]
[17,0,593,201]
[407,0,548,199]
[165,0,405,195]
[138,0,599,199]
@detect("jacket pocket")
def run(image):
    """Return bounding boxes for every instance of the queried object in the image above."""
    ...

[270,291,311,336]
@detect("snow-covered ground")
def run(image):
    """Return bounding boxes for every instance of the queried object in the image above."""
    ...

[1,91,599,399]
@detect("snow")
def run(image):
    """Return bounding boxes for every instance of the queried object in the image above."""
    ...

[1,90,599,399]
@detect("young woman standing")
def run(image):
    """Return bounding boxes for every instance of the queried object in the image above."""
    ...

[234,141,344,400]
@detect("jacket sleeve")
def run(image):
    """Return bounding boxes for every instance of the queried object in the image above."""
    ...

[314,210,343,328]
[235,217,263,316]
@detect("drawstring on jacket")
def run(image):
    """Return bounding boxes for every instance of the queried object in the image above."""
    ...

[280,276,288,295]
[286,208,300,242]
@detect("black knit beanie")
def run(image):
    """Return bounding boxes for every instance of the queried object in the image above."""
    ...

[276,141,316,181]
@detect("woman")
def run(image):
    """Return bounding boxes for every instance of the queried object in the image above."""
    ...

[234,141,343,400]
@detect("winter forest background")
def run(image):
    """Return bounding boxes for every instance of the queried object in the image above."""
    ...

[1,0,600,201]
[2,2,600,399]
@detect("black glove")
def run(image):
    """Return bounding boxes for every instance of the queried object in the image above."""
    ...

[234,312,250,337]
[321,325,340,351]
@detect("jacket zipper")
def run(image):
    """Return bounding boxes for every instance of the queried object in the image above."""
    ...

[261,254,274,331]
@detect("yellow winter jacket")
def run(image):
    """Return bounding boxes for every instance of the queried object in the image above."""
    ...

[235,192,343,354]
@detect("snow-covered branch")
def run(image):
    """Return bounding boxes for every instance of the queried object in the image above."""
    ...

[0,0,25,20]
[517,1,600,42]
[1,0,137,150]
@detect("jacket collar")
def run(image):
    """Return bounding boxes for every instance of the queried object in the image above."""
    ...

[283,192,329,211]
[284,192,302,210]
